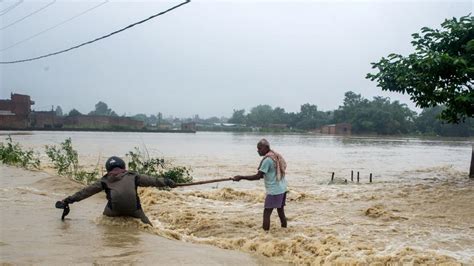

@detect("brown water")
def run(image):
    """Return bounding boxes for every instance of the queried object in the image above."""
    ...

[1,131,473,264]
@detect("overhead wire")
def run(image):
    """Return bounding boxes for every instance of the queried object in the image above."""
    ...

[0,0,23,16]
[0,0,108,52]
[0,0,191,64]
[0,0,56,31]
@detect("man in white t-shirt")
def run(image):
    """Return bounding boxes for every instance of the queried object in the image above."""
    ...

[232,139,288,231]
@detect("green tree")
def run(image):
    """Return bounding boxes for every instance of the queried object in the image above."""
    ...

[247,105,274,127]
[367,15,474,123]
[89,101,118,116]
[296,104,330,130]
[272,107,288,124]
[415,106,473,137]
[367,15,474,177]
[334,91,415,134]
[68,109,82,117]
[228,109,247,124]
[132,114,148,123]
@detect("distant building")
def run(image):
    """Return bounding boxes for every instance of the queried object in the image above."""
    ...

[31,111,63,128]
[320,123,352,135]
[181,122,196,132]
[0,93,144,130]
[0,93,34,129]
[63,115,144,129]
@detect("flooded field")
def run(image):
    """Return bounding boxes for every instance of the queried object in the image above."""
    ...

[1,131,473,264]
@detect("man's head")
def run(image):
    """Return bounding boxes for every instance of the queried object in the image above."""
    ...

[105,156,126,172]
[257,139,270,156]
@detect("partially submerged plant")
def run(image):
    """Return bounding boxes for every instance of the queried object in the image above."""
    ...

[161,166,192,184]
[126,147,192,184]
[75,169,99,184]
[45,138,78,177]
[45,139,190,185]
[45,138,98,184]
[0,135,40,169]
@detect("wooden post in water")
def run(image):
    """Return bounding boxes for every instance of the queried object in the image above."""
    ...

[470,144,474,179]
[357,172,360,183]
[351,170,353,182]
[331,172,335,182]
[370,173,372,183]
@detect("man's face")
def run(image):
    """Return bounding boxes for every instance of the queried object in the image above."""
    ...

[257,144,269,156]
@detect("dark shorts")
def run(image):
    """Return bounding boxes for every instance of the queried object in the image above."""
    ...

[264,192,287,209]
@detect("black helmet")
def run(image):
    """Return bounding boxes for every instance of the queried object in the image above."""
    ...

[105,156,125,172]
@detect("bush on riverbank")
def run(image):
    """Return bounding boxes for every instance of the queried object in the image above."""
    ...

[0,136,40,169]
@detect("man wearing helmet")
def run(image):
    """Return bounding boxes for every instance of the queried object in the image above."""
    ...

[56,156,176,226]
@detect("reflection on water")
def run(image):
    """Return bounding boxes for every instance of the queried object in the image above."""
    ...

[0,131,473,264]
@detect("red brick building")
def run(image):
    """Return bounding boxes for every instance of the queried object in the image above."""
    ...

[1,93,143,130]
[63,115,143,129]
[31,111,64,128]
[0,93,34,129]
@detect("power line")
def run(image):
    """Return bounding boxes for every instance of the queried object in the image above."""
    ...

[0,0,190,64]
[0,0,108,52]
[0,0,23,16]
[0,0,56,31]
[0,0,21,14]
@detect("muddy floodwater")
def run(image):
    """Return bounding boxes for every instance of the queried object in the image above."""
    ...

[1,131,473,265]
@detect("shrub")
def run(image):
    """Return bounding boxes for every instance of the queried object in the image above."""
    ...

[0,136,40,169]
[45,138,98,184]
[126,147,192,184]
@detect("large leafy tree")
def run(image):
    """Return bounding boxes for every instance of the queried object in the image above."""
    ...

[366,15,473,123]
[367,15,474,177]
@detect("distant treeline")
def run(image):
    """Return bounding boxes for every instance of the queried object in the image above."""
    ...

[60,92,472,137]
[228,91,473,137]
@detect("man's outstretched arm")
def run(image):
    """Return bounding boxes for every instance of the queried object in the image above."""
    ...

[63,180,103,204]
[137,175,176,188]
[233,171,264,181]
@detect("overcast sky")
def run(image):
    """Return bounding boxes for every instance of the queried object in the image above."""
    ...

[0,0,471,118]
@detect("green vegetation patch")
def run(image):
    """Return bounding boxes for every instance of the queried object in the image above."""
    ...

[127,147,193,185]
[0,136,40,169]
[45,138,98,184]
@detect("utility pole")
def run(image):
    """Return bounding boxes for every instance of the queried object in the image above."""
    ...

[52,105,55,127]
